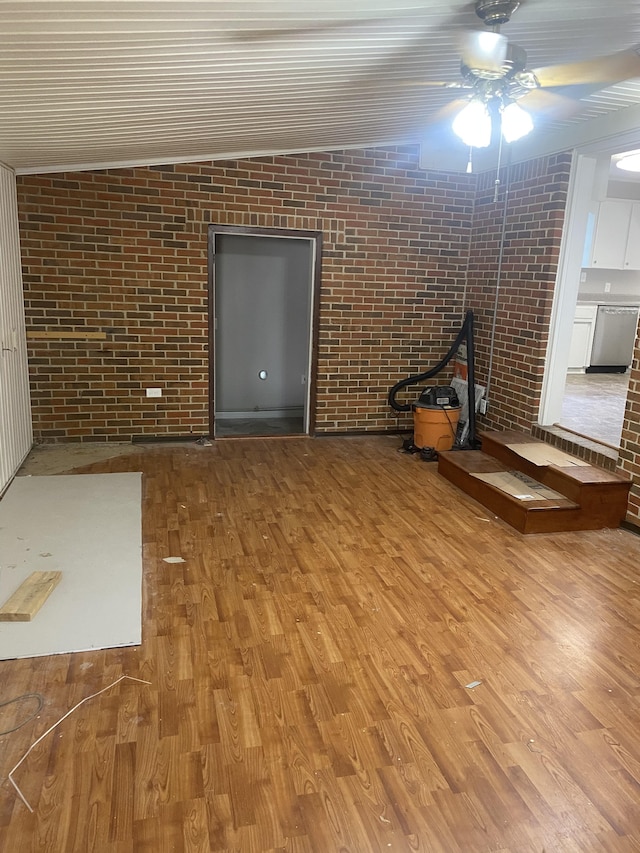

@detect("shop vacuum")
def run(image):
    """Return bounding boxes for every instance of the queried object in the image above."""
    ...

[410,385,461,460]
[388,310,479,461]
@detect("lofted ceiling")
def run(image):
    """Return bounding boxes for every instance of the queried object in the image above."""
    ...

[1,0,639,175]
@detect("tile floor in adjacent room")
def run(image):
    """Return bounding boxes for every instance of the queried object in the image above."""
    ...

[559,371,630,447]
[214,416,305,438]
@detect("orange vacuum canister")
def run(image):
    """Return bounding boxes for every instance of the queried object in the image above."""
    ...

[412,402,461,451]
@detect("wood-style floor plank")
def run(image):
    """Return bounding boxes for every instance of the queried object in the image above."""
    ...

[1,435,640,852]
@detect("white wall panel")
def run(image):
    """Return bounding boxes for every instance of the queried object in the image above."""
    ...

[0,163,32,494]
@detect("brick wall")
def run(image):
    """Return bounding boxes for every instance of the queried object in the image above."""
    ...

[466,153,572,431]
[17,146,474,441]
[461,150,640,526]
[16,144,640,524]
[620,342,640,521]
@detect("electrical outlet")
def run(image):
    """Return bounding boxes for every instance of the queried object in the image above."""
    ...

[479,398,488,415]
[604,281,611,293]
[146,388,162,398]
[580,271,587,283]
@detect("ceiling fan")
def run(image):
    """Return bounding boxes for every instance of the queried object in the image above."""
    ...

[427,0,640,148]
[233,1,640,153]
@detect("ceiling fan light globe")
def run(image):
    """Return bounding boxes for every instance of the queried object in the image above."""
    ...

[452,100,492,148]
[462,31,507,76]
[501,101,534,142]
[616,153,640,173]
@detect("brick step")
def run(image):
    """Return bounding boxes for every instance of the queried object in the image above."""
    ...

[438,430,632,534]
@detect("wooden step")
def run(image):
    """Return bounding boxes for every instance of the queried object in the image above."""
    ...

[479,430,631,521]
[437,450,584,534]
[438,430,632,534]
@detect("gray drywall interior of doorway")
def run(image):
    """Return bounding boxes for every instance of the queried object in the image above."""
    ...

[214,234,312,417]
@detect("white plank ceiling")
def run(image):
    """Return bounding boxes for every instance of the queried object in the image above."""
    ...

[0,0,639,174]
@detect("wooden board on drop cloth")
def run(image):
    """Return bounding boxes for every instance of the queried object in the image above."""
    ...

[506,443,591,468]
[0,571,62,621]
[471,471,567,502]
[0,473,142,660]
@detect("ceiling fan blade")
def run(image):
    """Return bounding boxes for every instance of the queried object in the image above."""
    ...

[406,80,465,89]
[518,88,589,122]
[534,46,640,89]
[424,98,472,130]
[459,30,508,73]
[230,3,478,42]
[421,98,479,153]
[231,18,386,40]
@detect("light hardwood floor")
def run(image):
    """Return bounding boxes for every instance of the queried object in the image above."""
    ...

[1,435,640,852]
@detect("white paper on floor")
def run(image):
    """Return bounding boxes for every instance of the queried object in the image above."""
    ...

[0,473,142,660]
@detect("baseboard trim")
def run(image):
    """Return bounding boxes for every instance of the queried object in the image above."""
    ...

[314,428,408,438]
[132,434,206,444]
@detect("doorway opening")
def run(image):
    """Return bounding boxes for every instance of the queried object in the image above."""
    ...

[560,372,631,447]
[540,142,640,451]
[208,225,321,439]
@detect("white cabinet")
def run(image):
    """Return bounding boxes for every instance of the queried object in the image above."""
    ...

[589,200,640,270]
[589,201,628,268]
[625,203,640,270]
[568,304,597,371]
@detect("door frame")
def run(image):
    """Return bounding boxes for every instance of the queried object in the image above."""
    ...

[538,153,598,425]
[540,128,640,429]
[207,223,322,438]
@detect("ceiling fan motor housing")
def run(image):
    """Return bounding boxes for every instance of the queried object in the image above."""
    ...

[462,42,527,81]
[474,0,521,27]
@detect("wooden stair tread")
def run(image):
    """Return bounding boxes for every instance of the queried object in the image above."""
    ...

[438,452,581,533]
[479,430,630,486]
[439,450,578,510]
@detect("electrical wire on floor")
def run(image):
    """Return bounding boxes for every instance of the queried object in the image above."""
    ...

[398,431,415,453]
[393,410,415,454]
[0,694,45,736]
[8,674,151,812]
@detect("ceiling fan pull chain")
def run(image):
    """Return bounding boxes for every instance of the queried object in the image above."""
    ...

[494,129,505,203]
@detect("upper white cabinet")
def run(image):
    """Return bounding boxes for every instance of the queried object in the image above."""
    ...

[588,200,640,270]
[625,203,640,270]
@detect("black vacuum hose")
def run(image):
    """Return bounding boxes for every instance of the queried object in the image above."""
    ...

[388,311,473,412]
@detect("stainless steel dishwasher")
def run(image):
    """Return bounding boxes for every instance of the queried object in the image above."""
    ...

[587,305,639,373]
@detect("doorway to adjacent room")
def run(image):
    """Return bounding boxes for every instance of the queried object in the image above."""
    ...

[540,142,640,451]
[208,225,321,439]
